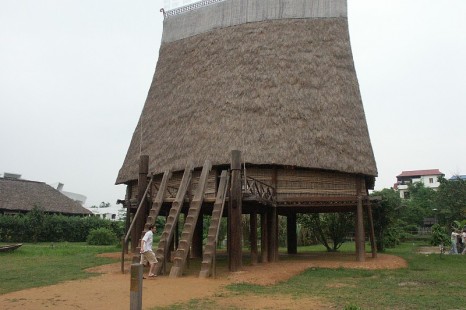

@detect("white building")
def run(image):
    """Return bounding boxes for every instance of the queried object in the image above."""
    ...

[394,169,444,199]
[52,182,87,205]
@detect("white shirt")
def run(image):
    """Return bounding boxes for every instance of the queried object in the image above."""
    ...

[141,230,153,253]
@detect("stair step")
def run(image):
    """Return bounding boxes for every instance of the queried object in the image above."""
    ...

[178,240,188,248]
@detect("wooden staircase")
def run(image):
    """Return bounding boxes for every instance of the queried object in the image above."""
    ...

[153,163,194,275]
[199,170,229,278]
[136,171,171,253]
[169,160,212,278]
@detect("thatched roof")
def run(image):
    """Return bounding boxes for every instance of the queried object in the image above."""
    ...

[116,0,377,184]
[0,177,92,215]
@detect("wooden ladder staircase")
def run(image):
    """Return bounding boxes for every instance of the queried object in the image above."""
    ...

[136,171,171,253]
[153,162,194,275]
[169,160,212,277]
[199,170,229,278]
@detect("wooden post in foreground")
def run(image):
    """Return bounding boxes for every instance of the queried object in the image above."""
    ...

[132,155,149,253]
[228,150,242,271]
[130,263,143,310]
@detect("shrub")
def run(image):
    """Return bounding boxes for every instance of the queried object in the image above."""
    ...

[384,226,402,248]
[430,224,450,246]
[86,228,118,245]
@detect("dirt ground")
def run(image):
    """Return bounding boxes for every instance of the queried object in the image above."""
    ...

[0,252,407,310]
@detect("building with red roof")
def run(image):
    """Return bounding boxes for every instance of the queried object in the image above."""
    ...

[395,169,444,199]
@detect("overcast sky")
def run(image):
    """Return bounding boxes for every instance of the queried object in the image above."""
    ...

[1,0,465,211]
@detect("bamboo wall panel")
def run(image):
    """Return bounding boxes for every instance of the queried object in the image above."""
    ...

[130,167,366,204]
[246,167,366,200]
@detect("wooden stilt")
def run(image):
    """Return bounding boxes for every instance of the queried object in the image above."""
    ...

[356,196,366,262]
[228,150,242,271]
[124,184,132,254]
[287,213,297,254]
[192,209,203,258]
[260,212,268,263]
[250,209,258,265]
[267,207,278,262]
[132,155,149,253]
[367,203,377,258]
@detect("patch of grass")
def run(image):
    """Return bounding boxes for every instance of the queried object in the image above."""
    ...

[160,298,218,310]
[0,242,119,294]
[228,242,466,309]
[157,242,466,309]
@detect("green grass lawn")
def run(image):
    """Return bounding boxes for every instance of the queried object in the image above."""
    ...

[0,242,119,294]
[160,242,466,310]
[2,242,466,309]
[230,243,466,310]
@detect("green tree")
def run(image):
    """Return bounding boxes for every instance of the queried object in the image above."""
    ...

[298,213,353,252]
[400,182,437,227]
[435,176,466,227]
[370,188,401,251]
[26,205,46,243]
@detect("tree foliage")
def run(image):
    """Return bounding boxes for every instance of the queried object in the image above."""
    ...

[0,207,124,243]
[298,213,354,252]
[370,188,401,251]
[435,176,466,227]
[400,182,437,226]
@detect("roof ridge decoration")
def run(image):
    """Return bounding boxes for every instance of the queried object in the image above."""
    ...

[161,0,226,19]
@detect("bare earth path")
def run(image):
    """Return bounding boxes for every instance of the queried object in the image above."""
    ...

[0,252,407,310]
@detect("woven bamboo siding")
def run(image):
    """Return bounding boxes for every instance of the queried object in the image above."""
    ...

[129,167,365,204]
[246,167,366,200]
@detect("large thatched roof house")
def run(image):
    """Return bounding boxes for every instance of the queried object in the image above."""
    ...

[117,0,378,276]
[0,177,92,216]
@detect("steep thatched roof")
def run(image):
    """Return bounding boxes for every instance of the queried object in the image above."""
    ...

[0,178,92,215]
[116,0,377,184]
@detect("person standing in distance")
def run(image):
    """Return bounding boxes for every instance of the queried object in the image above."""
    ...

[140,224,158,277]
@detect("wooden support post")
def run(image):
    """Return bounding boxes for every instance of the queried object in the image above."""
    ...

[192,210,203,258]
[287,213,297,254]
[267,207,278,262]
[125,184,132,254]
[132,155,149,253]
[130,263,143,310]
[250,209,258,265]
[228,150,242,271]
[356,196,366,262]
[260,212,268,263]
[367,203,377,258]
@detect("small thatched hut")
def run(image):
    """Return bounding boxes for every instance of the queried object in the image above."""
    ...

[0,177,92,216]
[117,0,377,277]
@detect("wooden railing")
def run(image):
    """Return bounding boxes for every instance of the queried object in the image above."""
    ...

[243,176,275,204]
[121,177,153,273]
